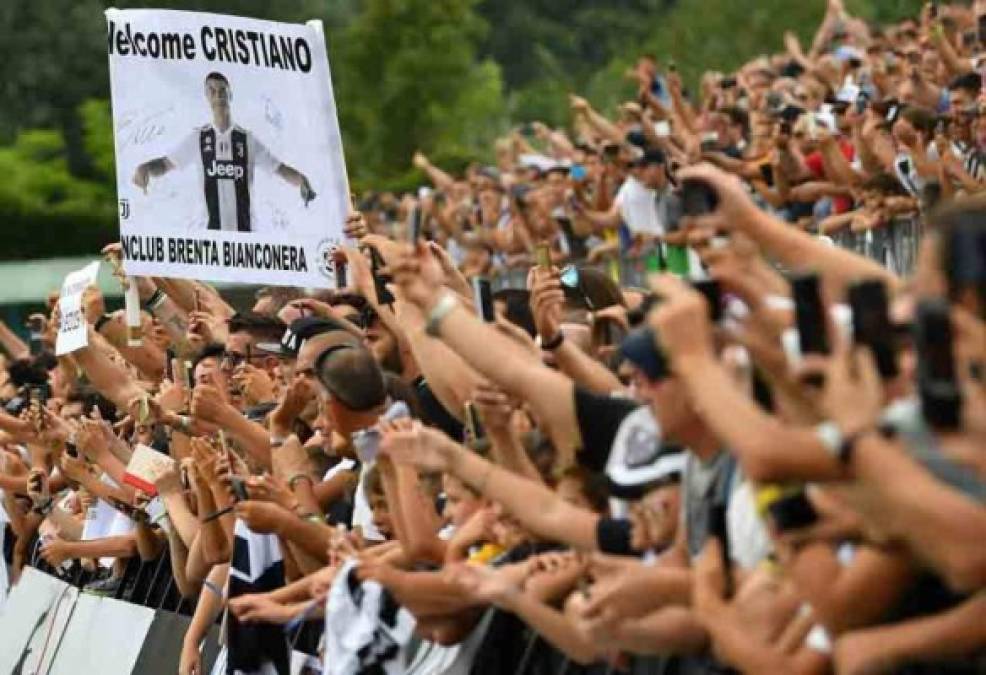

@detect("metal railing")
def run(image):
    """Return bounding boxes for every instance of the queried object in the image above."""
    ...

[491,216,922,291]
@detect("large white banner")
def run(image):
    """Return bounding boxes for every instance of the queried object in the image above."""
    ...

[106,8,349,287]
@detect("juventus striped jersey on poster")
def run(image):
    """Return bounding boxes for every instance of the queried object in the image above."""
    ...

[166,123,281,232]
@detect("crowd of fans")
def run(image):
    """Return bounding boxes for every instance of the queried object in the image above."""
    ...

[1,1,986,674]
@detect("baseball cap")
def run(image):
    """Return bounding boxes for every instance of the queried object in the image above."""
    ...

[633,148,666,168]
[619,327,671,381]
[602,402,687,499]
[256,316,347,357]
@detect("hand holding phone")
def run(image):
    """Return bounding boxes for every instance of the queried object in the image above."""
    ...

[473,277,495,322]
[791,273,830,357]
[707,504,733,598]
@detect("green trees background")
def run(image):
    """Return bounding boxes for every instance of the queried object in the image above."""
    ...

[0,0,922,259]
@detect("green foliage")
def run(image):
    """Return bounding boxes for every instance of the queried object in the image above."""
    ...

[334,0,506,188]
[0,123,116,258]
[0,0,931,259]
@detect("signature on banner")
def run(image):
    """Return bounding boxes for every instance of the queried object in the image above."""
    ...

[117,107,173,149]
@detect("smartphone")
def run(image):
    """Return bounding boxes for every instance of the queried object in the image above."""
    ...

[335,260,348,290]
[535,243,552,269]
[720,76,738,89]
[367,245,395,306]
[680,179,719,217]
[768,490,820,532]
[692,279,724,324]
[914,299,962,431]
[65,443,79,459]
[463,401,484,442]
[352,428,381,463]
[700,132,720,153]
[165,347,176,381]
[791,273,830,357]
[108,497,142,520]
[848,280,899,379]
[759,163,775,186]
[180,465,190,491]
[28,316,45,356]
[855,93,868,115]
[182,359,195,390]
[408,205,422,244]
[928,1,938,20]
[473,277,495,322]
[707,504,733,597]
[229,476,249,503]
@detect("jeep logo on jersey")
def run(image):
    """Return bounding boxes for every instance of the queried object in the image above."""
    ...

[206,160,246,180]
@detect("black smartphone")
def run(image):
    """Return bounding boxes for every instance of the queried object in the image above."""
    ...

[65,443,79,459]
[791,273,830,357]
[367,245,395,305]
[692,279,724,323]
[335,260,348,289]
[768,490,820,532]
[28,317,45,356]
[914,299,962,431]
[928,1,938,20]
[408,205,422,244]
[707,504,733,597]
[165,347,176,382]
[680,179,719,217]
[720,76,738,89]
[759,163,775,186]
[229,476,249,503]
[473,277,495,322]
[848,279,899,379]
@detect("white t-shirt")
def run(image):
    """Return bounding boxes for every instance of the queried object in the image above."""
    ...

[615,176,667,236]
[166,122,281,232]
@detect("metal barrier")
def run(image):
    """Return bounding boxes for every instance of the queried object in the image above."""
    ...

[492,216,923,291]
[828,216,922,277]
[27,536,189,615]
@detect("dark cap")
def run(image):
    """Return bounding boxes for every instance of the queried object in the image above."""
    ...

[256,316,347,357]
[634,148,666,167]
[619,327,670,381]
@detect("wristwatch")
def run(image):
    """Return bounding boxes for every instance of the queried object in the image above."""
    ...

[425,292,458,337]
[815,421,866,465]
[540,332,565,351]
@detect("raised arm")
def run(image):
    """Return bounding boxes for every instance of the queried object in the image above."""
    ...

[380,424,601,552]
[392,245,582,459]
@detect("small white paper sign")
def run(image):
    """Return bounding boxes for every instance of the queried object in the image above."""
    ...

[55,261,101,356]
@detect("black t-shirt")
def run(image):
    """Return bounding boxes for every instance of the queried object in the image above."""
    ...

[596,517,634,556]
[414,377,465,442]
[573,386,640,472]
